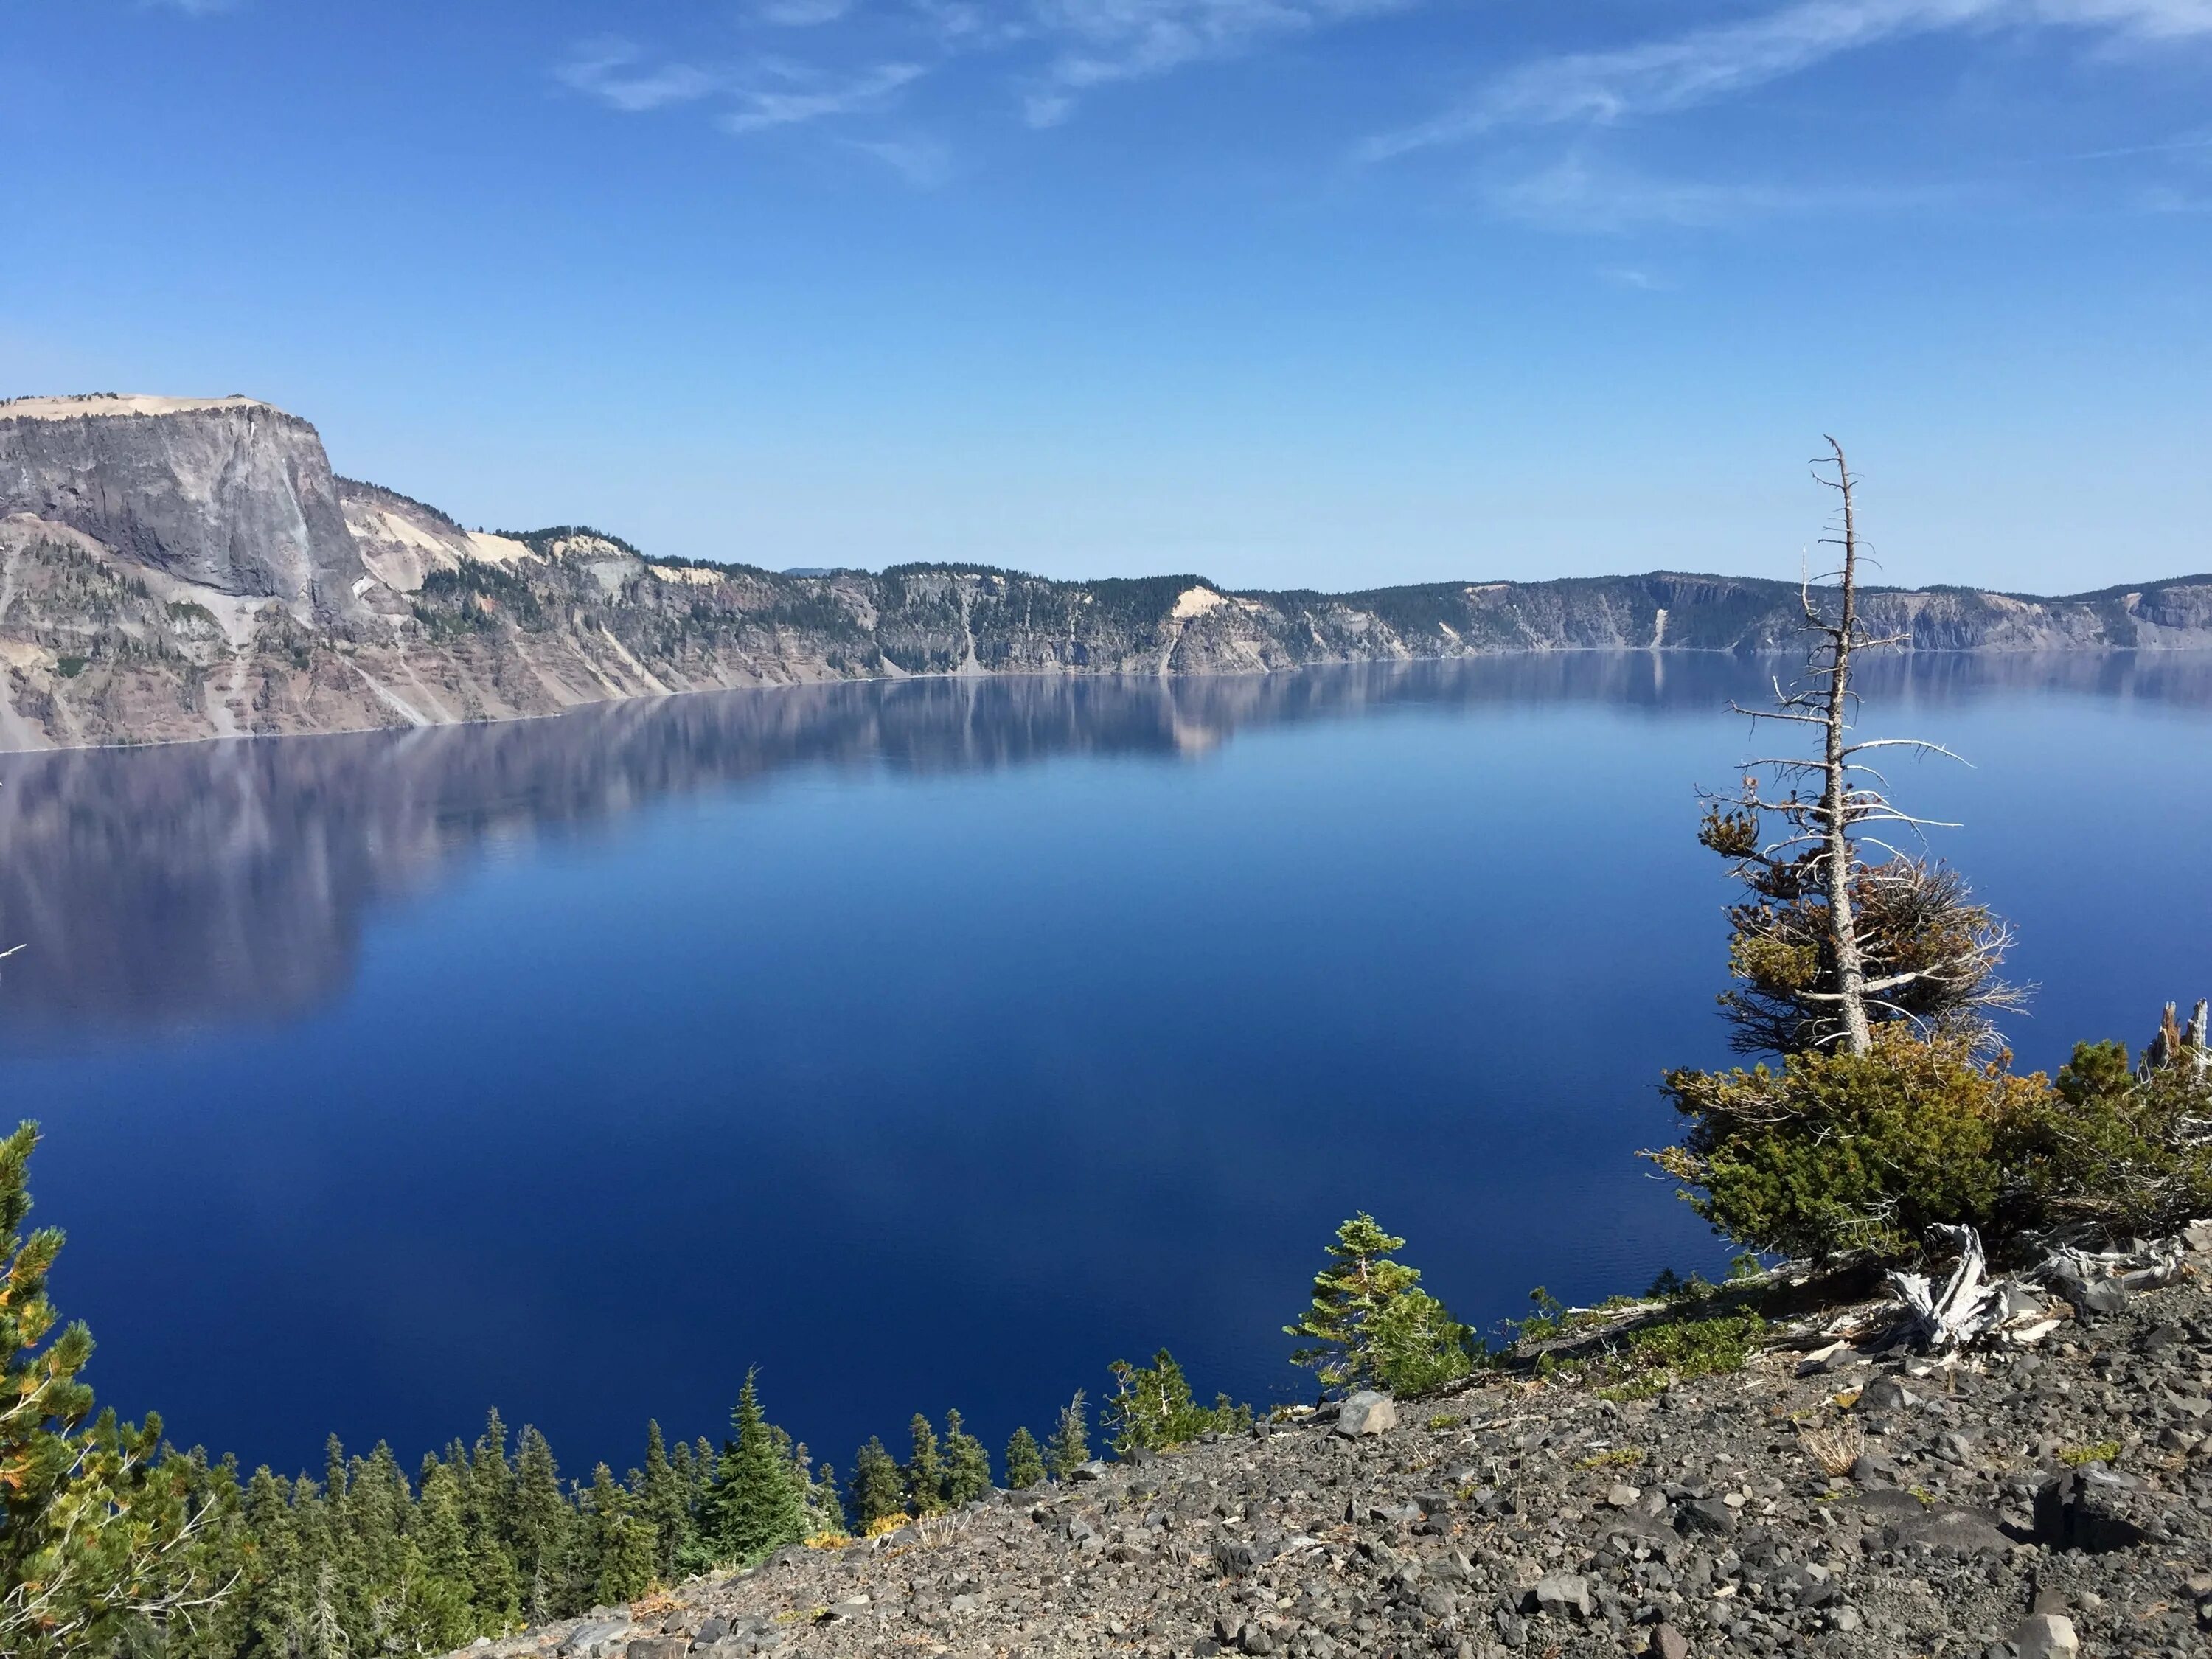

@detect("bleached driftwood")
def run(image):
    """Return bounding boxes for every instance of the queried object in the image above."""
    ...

[2041,1236,2185,1315]
[1888,1225,2006,1352]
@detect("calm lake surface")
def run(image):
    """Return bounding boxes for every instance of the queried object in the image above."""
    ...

[5,653,2211,1484]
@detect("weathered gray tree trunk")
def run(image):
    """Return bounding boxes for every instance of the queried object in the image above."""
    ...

[1819,438,1874,1055]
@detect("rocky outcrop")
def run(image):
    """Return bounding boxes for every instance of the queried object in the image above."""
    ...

[0,394,369,625]
[1,392,2208,752]
[453,1234,2212,1659]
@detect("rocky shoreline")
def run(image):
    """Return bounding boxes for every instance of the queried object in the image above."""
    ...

[449,1231,2212,1659]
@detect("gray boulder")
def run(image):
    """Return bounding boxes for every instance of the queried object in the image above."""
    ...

[2014,1613,2081,1658]
[1532,1571,1593,1619]
[1332,1391,1397,1436]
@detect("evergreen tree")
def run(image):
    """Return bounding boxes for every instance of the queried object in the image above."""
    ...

[348,1441,413,1636]
[1046,1391,1090,1480]
[508,1425,571,1623]
[669,1441,713,1576]
[0,1121,200,1657]
[465,1408,521,1627]
[587,1465,655,1606]
[704,1371,807,1565]
[806,1461,846,1539]
[291,1477,344,1659]
[903,1413,945,1516]
[404,1460,479,1649]
[1103,1350,1251,1454]
[412,1460,474,1600]
[638,1420,695,1584]
[941,1410,991,1506]
[166,1450,250,1659]
[847,1437,905,1529]
[240,1466,307,1658]
[1003,1427,1046,1491]
[1285,1213,1470,1396]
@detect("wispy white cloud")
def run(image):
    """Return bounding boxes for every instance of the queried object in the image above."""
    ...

[557,38,721,113]
[2067,127,2212,159]
[1486,153,1959,230]
[754,0,857,27]
[558,0,1424,151]
[557,38,927,136]
[143,0,244,14]
[846,134,957,186]
[1020,0,1418,125]
[717,60,931,133]
[1366,0,2212,161]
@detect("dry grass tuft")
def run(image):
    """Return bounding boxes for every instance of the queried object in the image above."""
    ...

[1797,1419,1865,1476]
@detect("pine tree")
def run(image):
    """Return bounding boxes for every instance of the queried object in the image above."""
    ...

[465,1408,521,1627]
[348,1441,412,1636]
[670,1440,713,1575]
[807,1461,846,1539]
[240,1466,307,1658]
[587,1464,655,1606]
[167,1449,250,1659]
[1003,1427,1046,1491]
[1046,1391,1090,1480]
[639,1420,695,1582]
[942,1410,991,1506]
[903,1413,945,1515]
[406,1459,479,1648]
[508,1425,572,1623]
[1284,1213,1470,1396]
[290,1477,344,1659]
[0,1121,200,1656]
[706,1370,807,1565]
[848,1436,905,1529]
[413,1460,474,1596]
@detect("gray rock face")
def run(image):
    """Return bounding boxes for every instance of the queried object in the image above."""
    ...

[0,394,367,622]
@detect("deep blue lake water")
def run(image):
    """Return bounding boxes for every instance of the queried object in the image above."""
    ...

[4,652,2210,1490]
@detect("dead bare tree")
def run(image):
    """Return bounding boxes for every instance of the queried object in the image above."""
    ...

[1699,438,2021,1057]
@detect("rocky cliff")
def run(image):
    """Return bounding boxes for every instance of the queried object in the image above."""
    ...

[0,394,369,625]
[2,393,2208,752]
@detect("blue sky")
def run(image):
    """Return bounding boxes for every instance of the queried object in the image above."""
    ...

[4,0,2208,591]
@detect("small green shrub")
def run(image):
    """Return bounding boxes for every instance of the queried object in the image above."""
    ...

[1593,1311,1767,1400]
[1651,1032,2045,1262]
[1576,1447,1644,1470]
[2007,1039,2212,1237]
[55,655,86,678]
[2057,1440,2121,1468]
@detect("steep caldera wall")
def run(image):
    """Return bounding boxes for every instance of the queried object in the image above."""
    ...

[0,392,2207,751]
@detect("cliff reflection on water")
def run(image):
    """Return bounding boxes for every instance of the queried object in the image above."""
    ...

[1,650,2210,1034]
